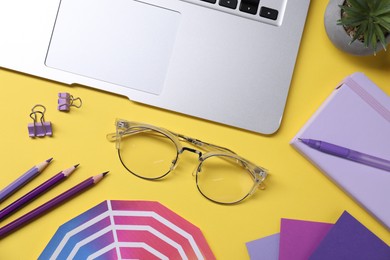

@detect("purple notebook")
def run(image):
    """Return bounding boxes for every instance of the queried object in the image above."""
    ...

[290,73,390,229]
[309,211,390,260]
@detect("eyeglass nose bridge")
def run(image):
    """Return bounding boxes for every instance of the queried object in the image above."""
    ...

[178,147,208,179]
[169,147,203,174]
[180,147,203,158]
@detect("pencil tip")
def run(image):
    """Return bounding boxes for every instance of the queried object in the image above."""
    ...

[74,164,80,168]
[102,171,109,176]
[46,158,53,163]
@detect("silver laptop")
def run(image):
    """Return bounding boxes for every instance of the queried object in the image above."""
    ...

[0,0,310,134]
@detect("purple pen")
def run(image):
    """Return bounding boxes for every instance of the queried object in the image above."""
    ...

[299,139,390,172]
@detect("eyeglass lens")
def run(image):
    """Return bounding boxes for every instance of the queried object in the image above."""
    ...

[119,130,178,179]
[196,155,255,204]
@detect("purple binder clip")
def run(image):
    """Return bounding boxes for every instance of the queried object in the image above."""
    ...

[58,92,82,112]
[28,105,53,137]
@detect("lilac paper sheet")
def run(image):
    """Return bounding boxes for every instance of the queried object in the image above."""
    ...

[279,218,333,260]
[309,211,390,260]
[246,233,280,260]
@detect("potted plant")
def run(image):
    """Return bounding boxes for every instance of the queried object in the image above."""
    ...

[324,0,390,56]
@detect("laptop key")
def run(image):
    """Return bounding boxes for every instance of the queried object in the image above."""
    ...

[239,0,259,15]
[219,0,237,9]
[260,7,279,20]
[201,0,217,3]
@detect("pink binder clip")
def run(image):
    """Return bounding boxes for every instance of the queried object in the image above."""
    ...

[58,92,82,112]
[28,105,53,137]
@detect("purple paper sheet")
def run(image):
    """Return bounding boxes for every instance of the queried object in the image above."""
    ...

[246,233,280,260]
[309,211,390,260]
[279,218,333,260]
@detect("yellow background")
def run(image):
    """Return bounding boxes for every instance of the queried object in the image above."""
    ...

[0,1,389,259]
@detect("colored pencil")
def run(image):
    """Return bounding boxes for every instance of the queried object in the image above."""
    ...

[0,172,108,238]
[0,164,79,222]
[0,158,53,203]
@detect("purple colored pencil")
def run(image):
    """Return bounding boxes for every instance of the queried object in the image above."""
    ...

[0,172,108,239]
[0,158,53,203]
[0,164,79,222]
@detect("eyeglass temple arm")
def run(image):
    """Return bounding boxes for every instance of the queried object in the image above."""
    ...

[174,133,237,155]
[106,128,153,142]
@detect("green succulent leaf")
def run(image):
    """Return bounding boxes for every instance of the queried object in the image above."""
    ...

[350,21,367,44]
[352,0,369,10]
[376,17,390,31]
[374,24,387,50]
[366,21,375,48]
[374,7,390,16]
[377,2,390,12]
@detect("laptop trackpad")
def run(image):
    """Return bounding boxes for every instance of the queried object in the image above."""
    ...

[46,0,180,95]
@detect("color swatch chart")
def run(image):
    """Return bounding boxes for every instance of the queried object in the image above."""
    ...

[39,200,215,259]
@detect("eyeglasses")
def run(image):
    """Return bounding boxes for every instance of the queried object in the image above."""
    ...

[106,119,268,204]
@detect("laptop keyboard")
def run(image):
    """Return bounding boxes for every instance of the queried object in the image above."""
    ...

[180,0,286,26]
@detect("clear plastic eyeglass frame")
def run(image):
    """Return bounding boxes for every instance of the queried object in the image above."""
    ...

[106,119,268,204]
